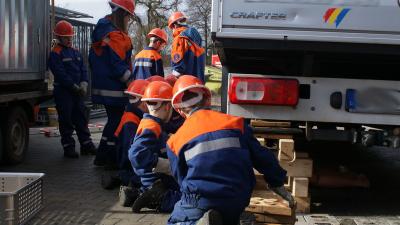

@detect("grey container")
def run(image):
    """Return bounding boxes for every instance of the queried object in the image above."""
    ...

[0,0,49,81]
[0,173,45,225]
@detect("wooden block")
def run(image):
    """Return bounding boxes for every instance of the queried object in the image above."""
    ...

[292,178,309,197]
[284,176,293,191]
[280,159,313,178]
[278,139,295,161]
[253,212,295,224]
[246,197,292,216]
[294,197,311,213]
[255,134,293,140]
[252,190,275,198]
[251,120,291,128]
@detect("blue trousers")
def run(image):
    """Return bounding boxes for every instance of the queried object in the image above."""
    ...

[54,87,92,149]
[95,105,125,165]
[158,174,181,213]
[167,193,244,225]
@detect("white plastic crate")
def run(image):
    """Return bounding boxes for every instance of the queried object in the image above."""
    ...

[0,173,45,225]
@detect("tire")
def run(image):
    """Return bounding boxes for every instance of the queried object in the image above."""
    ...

[2,106,29,164]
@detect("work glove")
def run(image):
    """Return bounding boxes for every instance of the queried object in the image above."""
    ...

[72,84,81,95]
[171,70,181,77]
[271,186,296,208]
[153,157,171,175]
[79,81,88,97]
[120,70,132,84]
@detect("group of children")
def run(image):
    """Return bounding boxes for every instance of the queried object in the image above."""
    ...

[48,0,296,223]
[114,75,181,214]
[110,74,296,225]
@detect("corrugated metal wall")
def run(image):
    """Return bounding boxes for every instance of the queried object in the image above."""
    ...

[0,0,47,74]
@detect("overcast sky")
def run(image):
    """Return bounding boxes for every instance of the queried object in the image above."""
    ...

[56,0,185,24]
[56,0,113,23]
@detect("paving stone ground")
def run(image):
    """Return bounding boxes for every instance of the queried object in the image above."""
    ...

[1,130,169,225]
[2,125,400,225]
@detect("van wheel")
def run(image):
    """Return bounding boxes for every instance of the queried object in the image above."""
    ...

[2,106,29,164]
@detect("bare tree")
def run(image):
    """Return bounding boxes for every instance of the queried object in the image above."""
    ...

[184,0,212,64]
[129,0,181,55]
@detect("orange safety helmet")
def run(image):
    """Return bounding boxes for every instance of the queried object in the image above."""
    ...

[165,74,177,87]
[54,20,74,37]
[146,75,165,82]
[109,0,135,16]
[125,79,150,97]
[172,75,211,109]
[147,28,168,43]
[168,12,187,29]
[142,81,173,102]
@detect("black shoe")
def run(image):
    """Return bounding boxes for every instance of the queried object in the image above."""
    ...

[81,142,96,155]
[119,186,139,207]
[132,180,167,213]
[64,146,79,158]
[239,212,256,225]
[93,157,106,166]
[101,170,121,190]
[197,209,223,225]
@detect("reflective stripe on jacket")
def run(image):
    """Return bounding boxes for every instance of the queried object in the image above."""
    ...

[132,47,164,80]
[167,109,287,209]
[89,16,132,106]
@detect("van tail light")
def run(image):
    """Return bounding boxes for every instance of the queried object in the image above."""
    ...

[229,77,299,106]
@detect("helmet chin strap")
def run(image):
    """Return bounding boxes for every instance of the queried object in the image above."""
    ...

[129,97,140,104]
[147,101,163,111]
[174,92,203,109]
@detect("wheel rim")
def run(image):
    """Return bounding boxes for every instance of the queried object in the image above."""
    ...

[10,118,26,156]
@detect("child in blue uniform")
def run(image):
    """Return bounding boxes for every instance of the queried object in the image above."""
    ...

[48,20,95,158]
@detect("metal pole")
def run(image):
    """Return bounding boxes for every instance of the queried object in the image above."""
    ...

[51,0,55,41]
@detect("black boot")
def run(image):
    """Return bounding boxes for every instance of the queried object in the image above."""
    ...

[132,180,168,213]
[93,157,106,166]
[119,186,140,207]
[239,212,256,225]
[64,146,79,158]
[101,170,121,190]
[197,210,223,225]
[81,142,96,155]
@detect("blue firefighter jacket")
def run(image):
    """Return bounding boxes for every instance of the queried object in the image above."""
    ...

[132,47,164,80]
[171,26,205,82]
[167,109,287,210]
[89,16,133,106]
[114,104,143,171]
[128,114,168,189]
[48,44,88,90]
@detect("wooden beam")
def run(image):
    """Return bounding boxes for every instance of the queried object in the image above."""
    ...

[251,120,291,128]
[292,178,309,198]
[295,197,311,213]
[253,212,296,224]
[278,139,295,161]
[255,134,293,140]
[280,159,313,178]
[246,197,293,216]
